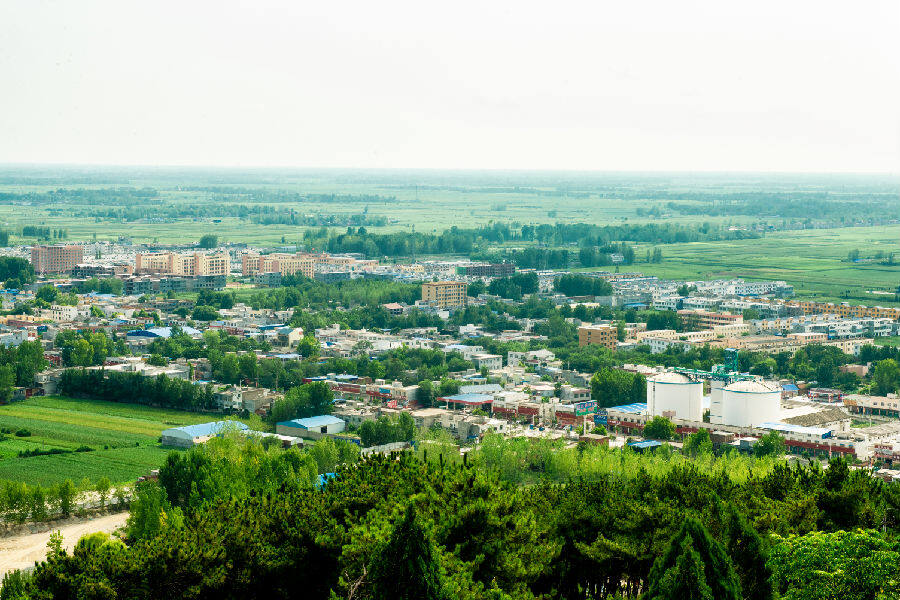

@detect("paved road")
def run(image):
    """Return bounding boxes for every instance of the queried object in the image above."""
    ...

[0,512,129,577]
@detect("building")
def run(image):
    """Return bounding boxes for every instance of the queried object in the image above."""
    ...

[31,245,84,275]
[678,310,744,330]
[578,324,618,349]
[241,252,315,279]
[421,281,468,309]
[276,415,346,440]
[135,252,230,276]
[161,421,249,448]
[460,263,515,277]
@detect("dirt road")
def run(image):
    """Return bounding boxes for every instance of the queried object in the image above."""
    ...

[0,512,129,576]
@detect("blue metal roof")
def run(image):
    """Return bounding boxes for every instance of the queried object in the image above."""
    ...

[127,326,201,338]
[629,440,663,449]
[442,393,494,404]
[279,415,344,429]
[168,420,249,438]
[757,422,832,438]
[782,384,799,391]
[609,402,648,414]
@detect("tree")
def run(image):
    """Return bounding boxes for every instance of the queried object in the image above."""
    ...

[643,416,675,441]
[590,367,645,408]
[724,504,774,600]
[70,339,93,367]
[754,431,786,458]
[198,234,218,248]
[57,480,76,517]
[368,504,446,600]
[873,359,900,396]
[95,477,111,508]
[35,284,58,303]
[645,517,741,600]
[683,428,713,456]
[192,305,221,321]
[742,308,761,321]
[0,365,15,404]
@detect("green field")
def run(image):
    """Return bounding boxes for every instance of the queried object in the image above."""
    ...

[0,396,215,487]
[607,225,900,304]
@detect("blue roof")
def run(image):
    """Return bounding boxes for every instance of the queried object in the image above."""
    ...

[316,472,338,489]
[127,326,201,338]
[442,393,493,404]
[279,415,344,429]
[167,420,248,437]
[782,384,799,391]
[609,402,648,414]
[629,440,663,449]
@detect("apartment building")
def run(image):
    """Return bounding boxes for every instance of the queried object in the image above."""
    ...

[678,309,743,329]
[31,245,84,274]
[421,281,468,308]
[242,252,315,278]
[578,324,618,349]
[135,252,230,277]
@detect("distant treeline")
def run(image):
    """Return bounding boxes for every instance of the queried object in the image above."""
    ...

[667,196,900,221]
[59,369,218,411]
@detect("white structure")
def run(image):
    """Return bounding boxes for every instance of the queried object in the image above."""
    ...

[712,380,781,427]
[646,372,703,421]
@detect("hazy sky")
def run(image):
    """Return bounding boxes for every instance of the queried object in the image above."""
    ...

[1,0,898,172]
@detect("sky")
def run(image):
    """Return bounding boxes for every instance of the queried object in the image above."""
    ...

[0,0,898,173]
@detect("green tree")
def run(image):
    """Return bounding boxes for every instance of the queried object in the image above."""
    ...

[198,234,218,248]
[0,365,15,404]
[754,431,786,458]
[724,505,774,600]
[645,517,741,600]
[368,504,446,600]
[683,428,713,456]
[643,416,675,441]
[57,479,76,517]
[35,284,58,303]
[873,359,900,396]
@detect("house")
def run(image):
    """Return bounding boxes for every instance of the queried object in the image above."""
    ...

[276,415,346,440]
[161,421,249,448]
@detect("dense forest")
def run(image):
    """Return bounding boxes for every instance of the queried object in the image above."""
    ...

[9,433,900,599]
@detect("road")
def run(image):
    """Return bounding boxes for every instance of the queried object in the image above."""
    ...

[0,512,129,577]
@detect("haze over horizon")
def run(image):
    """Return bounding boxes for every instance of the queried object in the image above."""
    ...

[2,0,898,174]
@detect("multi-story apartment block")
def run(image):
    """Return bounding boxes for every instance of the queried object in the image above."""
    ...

[578,324,618,349]
[421,281,468,308]
[135,252,230,277]
[241,252,315,278]
[31,245,84,275]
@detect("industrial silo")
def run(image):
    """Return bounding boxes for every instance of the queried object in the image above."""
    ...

[646,372,703,422]
[719,380,781,427]
[709,379,727,425]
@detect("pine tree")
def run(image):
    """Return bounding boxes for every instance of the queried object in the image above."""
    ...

[654,537,713,600]
[724,506,774,600]
[645,517,741,600]
[368,504,446,600]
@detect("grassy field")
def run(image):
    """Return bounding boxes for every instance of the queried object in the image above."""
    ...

[607,225,900,304]
[0,396,216,487]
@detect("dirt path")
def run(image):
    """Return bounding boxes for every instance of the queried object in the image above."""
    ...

[0,512,129,576]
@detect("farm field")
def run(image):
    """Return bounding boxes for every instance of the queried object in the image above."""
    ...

[610,225,900,304]
[0,396,218,487]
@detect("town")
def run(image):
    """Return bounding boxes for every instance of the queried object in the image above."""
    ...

[2,241,900,474]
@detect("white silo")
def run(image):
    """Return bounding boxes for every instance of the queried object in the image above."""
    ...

[709,379,727,425]
[647,372,703,422]
[720,380,781,427]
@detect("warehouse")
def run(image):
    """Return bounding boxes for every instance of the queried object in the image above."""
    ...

[161,421,249,448]
[276,415,346,440]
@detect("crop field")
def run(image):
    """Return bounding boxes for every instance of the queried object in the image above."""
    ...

[606,225,900,304]
[0,396,215,487]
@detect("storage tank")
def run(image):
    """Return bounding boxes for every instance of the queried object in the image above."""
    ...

[719,380,781,427]
[709,379,727,425]
[646,372,703,422]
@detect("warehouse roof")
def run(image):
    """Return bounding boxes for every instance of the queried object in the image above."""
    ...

[782,406,849,428]
[279,415,344,429]
[757,422,832,437]
[163,420,249,439]
[608,402,648,414]
[440,393,494,405]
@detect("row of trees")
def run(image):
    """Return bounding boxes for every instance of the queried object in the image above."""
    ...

[59,369,218,411]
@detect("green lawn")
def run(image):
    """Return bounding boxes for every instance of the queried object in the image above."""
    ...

[0,396,216,486]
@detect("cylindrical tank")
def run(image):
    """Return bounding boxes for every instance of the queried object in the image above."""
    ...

[646,372,703,422]
[720,380,781,427]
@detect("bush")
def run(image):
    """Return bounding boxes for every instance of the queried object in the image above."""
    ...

[14,429,31,437]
